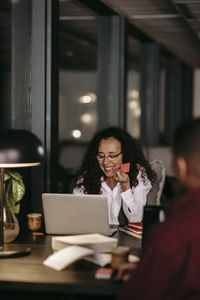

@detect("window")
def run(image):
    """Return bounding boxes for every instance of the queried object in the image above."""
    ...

[126,35,141,139]
[58,0,98,192]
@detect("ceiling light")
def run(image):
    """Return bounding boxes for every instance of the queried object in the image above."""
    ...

[134,107,142,117]
[81,113,93,124]
[129,100,138,110]
[131,14,180,19]
[80,95,92,104]
[130,90,139,99]
[79,93,97,104]
[72,130,81,139]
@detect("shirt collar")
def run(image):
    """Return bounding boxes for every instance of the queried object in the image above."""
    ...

[101,179,121,193]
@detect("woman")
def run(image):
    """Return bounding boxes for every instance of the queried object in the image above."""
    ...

[73,127,156,225]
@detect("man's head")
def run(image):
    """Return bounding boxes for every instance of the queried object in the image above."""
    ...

[172,118,200,189]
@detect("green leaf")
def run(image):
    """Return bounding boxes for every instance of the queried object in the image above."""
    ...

[7,170,22,183]
[11,178,25,202]
[4,171,11,181]
[3,170,25,214]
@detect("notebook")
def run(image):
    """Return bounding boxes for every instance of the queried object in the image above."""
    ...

[42,193,110,236]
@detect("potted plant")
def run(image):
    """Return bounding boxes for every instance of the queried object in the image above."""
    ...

[3,169,25,242]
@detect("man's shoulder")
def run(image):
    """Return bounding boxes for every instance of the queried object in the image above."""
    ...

[146,203,200,252]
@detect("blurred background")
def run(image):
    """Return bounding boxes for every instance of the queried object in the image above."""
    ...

[1,0,200,213]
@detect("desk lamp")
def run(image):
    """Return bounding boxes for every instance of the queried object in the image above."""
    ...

[0,129,44,257]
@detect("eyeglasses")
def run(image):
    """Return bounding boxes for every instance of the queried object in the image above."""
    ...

[96,152,122,161]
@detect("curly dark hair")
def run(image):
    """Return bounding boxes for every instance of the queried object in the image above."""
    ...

[75,127,157,194]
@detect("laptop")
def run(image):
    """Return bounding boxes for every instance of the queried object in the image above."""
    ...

[42,193,110,235]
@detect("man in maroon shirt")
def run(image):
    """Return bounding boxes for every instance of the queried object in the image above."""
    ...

[118,118,200,300]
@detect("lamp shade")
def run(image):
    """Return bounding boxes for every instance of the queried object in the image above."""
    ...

[0,129,44,167]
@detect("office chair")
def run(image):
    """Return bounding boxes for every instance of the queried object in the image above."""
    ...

[147,159,166,205]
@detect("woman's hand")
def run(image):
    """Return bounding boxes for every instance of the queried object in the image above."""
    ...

[114,170,130,192]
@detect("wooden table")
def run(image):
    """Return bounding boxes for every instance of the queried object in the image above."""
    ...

[0,229,142,299]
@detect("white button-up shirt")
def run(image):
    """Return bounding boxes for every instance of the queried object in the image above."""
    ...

[73,171,152,225]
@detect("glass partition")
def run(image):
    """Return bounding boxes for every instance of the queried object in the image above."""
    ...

[58,0,98,192]
[126,35,141,139]
[0,0,11,130]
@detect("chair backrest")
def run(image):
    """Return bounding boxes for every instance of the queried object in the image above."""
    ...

[143,146,173,176]
[147,159,166,205]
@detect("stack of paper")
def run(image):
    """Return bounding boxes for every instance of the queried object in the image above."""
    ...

[52,233,118,252]
[43,233,118,271]
[119,222,142,239]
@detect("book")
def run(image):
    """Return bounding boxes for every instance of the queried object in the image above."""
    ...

[119,222,143,239]
[43,245,115,271]
[95,267,113,279]
[44,248,114,271]
[43,245,94,271]
[52,233,118,253]
[119,227,142,239]
[125,222,142,233]
[43,237,140,271]
[43,233,118,271]
[85,252,111,266]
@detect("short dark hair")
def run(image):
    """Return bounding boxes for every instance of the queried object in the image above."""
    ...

[172,118,200,161]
